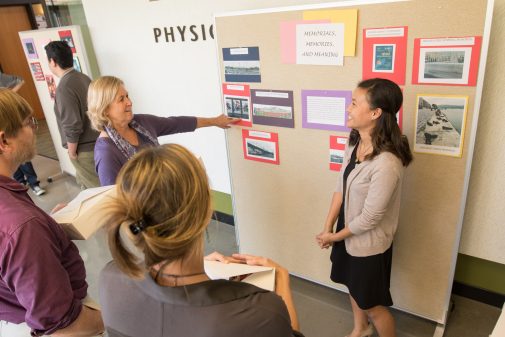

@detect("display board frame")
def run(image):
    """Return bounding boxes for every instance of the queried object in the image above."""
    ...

[215,0,494,335]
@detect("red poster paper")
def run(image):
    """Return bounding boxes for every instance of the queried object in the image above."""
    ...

[222,83,252,127]
[329,136,347,171]
[412,36,482,86]
[30,62,45,81]
[45,75,56,100]
[362,26,408,85]
[58,30,76,53]
[242,129,279,165]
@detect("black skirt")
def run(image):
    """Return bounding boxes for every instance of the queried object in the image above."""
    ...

[329,145,393,310]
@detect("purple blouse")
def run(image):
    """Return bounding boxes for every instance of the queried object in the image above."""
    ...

[0,176,87,335]
[94,114,197,186]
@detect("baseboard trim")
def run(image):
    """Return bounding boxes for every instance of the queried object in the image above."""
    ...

[212,211,235,226]
[452,281,505,308]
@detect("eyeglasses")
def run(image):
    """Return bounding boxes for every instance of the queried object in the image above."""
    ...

[23,116,39,130]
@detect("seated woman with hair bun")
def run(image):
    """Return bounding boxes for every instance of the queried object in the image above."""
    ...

[98,144,303,337]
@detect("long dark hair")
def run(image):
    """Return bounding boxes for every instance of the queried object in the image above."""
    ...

[349,78,413,166]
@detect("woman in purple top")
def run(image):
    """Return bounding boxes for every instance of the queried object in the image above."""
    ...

[87,76,239,186]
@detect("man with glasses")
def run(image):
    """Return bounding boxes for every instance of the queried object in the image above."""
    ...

[0,72,46,196]
[0,89,104,336]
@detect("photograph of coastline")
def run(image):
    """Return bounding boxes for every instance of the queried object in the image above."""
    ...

[414,94,468,157]
[224,61,260,76]
[253,103,292,119]
[242,130,279,165]
[423,50,465,79]
[223,47,261,83]
[329,149,344,164]
[419,48,472,84]
[246,138,276,161]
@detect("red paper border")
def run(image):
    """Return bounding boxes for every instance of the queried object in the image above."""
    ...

[222,83,252,127]
[412,36,482,86]
[242,129,279,165]
[329,136,347,171]
[362,26,408,85]
[58,30,76,54]
[30,62,45,81]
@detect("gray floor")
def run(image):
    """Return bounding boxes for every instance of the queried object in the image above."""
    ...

[28,154,501,337]
[35,119,58,160]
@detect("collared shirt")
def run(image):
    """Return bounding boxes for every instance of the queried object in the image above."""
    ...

[0,176,87,336]
[60,67,74,79]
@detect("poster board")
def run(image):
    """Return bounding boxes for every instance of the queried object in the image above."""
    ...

[215,0,493,330]
[19,26,94,176]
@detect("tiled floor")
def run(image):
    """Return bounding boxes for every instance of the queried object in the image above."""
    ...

[28,155,501,337]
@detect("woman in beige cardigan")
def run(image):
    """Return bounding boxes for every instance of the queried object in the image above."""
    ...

[316,78,413,337]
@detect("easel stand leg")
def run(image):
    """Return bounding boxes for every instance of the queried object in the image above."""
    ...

[47,171,68,183]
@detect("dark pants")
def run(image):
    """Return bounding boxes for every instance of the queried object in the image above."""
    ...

[13,162,39,188]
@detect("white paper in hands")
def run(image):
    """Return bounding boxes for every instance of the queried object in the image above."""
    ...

[204,260,275,291]
[51,185,116,240]
[52,185,113,222]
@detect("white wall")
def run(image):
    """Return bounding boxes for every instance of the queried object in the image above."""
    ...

[460,0,505,264]
[81,0,339,193]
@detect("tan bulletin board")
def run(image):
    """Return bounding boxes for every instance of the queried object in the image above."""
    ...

[215,0,493,328]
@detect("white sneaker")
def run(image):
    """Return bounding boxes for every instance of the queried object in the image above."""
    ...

[31,185,46,196]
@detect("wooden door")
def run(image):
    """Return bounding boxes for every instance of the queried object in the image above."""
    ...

[0,5,45,120]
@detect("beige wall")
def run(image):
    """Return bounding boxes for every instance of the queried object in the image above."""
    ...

[460,0,505,264]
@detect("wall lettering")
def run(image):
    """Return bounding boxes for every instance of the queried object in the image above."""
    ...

[153,24,214,43]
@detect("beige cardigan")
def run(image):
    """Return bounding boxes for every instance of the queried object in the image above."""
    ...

[335,144,405,257]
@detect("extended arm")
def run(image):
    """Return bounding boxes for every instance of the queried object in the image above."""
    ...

[196,114,240,129]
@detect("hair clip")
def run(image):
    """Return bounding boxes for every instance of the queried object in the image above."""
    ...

[129,219,146,235]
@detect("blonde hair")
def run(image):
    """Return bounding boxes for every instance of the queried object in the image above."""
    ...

[105,144,212,278]
[87,76,124,131]
[0,88,33,137]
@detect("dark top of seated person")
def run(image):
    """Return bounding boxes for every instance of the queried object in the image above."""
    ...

[98,144,303,337]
